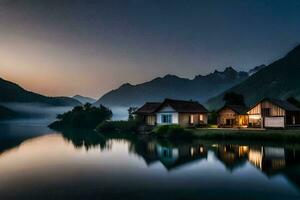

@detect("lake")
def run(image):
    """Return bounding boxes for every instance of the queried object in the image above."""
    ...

[0,120,300,200]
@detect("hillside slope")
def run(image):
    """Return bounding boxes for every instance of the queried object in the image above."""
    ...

[73,95,96,104]
[206,45,300,109]
[0,78,81,107]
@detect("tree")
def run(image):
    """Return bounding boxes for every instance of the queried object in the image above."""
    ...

[49,104,112,130]
[223,92,245,106]
[128,107,138,121]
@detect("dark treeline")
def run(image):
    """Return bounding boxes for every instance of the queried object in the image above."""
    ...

[49,103,112,130]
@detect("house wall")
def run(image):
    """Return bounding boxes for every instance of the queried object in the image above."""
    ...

[154,105,208,126]
[248,100,287,128]
[178,113,208,126]
[156,105,179,124]
[248,100,286,116]
[145,115,156,125]
[218,108,238,126]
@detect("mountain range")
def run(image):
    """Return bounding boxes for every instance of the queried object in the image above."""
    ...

[1,44,299,115]
[206,44,300,109]
[0,77,81,107]
[94,66,263,107]
[73,95,96,104]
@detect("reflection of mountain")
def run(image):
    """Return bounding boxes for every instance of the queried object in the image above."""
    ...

[0,122,51,155]
[38,129,300,182]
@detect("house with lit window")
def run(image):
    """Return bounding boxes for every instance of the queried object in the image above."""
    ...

[134,98,209,127]
[247,98,300,128]
[217,105,249,128]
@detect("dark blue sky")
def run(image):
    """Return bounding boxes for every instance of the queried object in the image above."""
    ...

[0,0,299,97]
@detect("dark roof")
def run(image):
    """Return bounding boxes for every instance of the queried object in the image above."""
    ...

[135,98,208,114]
[218,105,249,115]
[134,102,161,114]
[249,98,300,112]
[265,98,300,111]
[156,98,208,113]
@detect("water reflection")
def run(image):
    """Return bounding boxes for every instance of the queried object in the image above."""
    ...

[58,130,300,177]
[0,128,300,199]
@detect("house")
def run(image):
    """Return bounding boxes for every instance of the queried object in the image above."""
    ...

[134,98,209,127]
[217,105,249,128]
[247,98,300,128]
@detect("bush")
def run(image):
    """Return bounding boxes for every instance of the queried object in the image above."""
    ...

[96,119,140,134]
[153,125,196,139]
[49,103,112,130]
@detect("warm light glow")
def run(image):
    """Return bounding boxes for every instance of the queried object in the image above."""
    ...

[249,115,261,120]
[199,114,203,121]
[190,115,194,124]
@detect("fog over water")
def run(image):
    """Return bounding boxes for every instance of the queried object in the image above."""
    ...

[1,103,130,125]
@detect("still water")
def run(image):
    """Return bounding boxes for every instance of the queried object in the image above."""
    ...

[0,121,300,200]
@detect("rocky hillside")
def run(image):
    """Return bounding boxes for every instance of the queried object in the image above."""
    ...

[206,44,300,110]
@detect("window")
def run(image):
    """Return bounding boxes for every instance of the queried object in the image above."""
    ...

[262,108,270,117]
[161,114,172,123]
[189,115,194,124]
[293,116,296,125]
[199,114,203,121]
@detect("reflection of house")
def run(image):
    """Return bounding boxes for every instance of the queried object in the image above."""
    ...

[217,105,249,128]
[156,144,208,170]
[248,146,287,175]
[248,98,300,128]
[135,99,209,127]
[215,145,249,170]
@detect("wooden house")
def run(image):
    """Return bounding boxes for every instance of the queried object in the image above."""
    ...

[217,105,249,128]
[134,98,209,127]
[247,98,300,128]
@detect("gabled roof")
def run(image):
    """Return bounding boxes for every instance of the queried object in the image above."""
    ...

[135,98,208,114]
[249,97,300,112]
[134,102,161,114]
[156,98,208,113]
[218,104,249,115]
[265,98,300,111]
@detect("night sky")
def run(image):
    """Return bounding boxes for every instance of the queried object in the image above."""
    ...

[0,0,299,98]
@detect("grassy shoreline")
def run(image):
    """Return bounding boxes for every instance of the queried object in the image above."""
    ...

[191,128,300,142]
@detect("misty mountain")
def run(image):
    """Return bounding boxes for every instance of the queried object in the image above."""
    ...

[94,67,250,107]
[0,77,81,107]
[206,44,300,109]
[248,64,266,76]
[73,95,96,104]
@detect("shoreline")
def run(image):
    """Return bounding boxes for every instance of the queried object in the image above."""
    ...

[190,128,300,142]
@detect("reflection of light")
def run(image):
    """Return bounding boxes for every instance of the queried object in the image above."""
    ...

[190,147,195,156]
[248,149,263,169]
[199,147,204,153]
[238,146,249,156]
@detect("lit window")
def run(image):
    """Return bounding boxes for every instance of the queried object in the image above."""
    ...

[161,114,172,123]
[190,115,194,124]
[199,114,203,121]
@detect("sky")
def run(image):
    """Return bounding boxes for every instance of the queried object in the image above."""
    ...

[0,0,299,98]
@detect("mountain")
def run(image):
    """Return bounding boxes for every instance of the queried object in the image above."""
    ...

[248,64,266,76]
[206,44,300,110]
[73,95,96,104]
[94,67,249,107]
[0,77,81,106]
